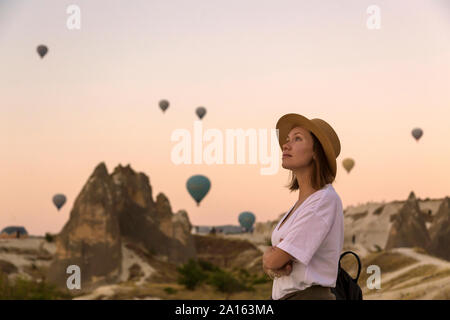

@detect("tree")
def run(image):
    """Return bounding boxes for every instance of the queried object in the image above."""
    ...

[176,259,207,290]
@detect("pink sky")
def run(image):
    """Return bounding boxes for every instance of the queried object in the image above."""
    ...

[1,0,449,235]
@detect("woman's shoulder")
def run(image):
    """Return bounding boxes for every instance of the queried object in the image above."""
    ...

[310,185,343,215]
[322,184,342,202]
[310,184,340,202]
[295,184,342,216]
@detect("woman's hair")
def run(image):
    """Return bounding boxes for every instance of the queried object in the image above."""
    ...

[285,130,335,192]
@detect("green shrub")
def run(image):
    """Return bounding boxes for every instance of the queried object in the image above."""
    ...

[237,268,250,279]
[206,269,250,297]
[251,274,271,285]
[176,259,207,290]
[197,259,219,272]
[235,269,270,286]
[176,259,260,297]
[163,287,177,295]
[0,272,71,300]
[44,233,54,243]
[264,237,272,246]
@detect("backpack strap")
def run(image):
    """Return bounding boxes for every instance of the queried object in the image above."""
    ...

[338,251,362,282]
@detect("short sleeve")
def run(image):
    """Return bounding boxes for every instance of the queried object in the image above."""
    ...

[276,193,339,266]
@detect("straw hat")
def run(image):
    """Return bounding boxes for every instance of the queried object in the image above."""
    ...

[276,113,341,177]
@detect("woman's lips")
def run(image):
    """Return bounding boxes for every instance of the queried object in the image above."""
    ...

[282,155,292,158]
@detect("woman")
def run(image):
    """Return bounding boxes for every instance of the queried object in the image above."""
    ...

[262,113,344,300]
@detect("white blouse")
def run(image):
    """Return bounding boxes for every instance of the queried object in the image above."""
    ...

[270,183,344,300]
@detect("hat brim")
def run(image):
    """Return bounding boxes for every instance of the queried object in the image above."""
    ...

[276,113,337,177]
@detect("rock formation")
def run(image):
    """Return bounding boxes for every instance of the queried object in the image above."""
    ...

[385,191,431,250]
[427,197,450,261]
[47,163,122,289]
[47,162,196,289]
[112,165,196,264]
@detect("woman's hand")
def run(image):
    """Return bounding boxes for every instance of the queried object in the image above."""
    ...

[263,260,293,279]
[263,239,293,279]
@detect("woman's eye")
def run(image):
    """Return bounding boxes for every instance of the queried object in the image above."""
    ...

[286,137,301,142]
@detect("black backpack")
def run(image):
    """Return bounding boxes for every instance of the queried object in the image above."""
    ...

[331,251,363,300]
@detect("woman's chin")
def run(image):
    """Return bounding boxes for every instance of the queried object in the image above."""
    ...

[281,162,292,170]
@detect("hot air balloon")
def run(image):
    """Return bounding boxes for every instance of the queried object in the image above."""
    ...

[342,158,355,174]
[52,194,66,211]
[238,211,255,232]
[196,107,207,120]
[159,100,170,113]
[37,45,48,58]
[186,175,211,206]
[411,128,423,142]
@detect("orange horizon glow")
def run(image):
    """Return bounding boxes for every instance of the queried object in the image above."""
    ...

[1,0,449,235]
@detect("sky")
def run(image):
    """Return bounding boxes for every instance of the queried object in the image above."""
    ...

[1,0,449,235]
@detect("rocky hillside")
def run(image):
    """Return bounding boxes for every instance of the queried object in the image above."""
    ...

[47,162,196,291]
[339,247,450,299]
[253,191,449,262]
[193,234,263,274]
[1,162,268,299]
[2,170,448,299]
[343,192,449,262]
[248,190,450,299]
[0,237,55,282]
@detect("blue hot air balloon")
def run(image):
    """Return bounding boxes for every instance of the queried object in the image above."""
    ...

[238,211,256,231]
[186,175,211,206]
[52,194,66,210]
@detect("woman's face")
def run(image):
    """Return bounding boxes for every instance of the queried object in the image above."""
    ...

[281,126,315,170]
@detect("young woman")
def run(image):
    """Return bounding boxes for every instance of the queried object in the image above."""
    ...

[263,113,344,300]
